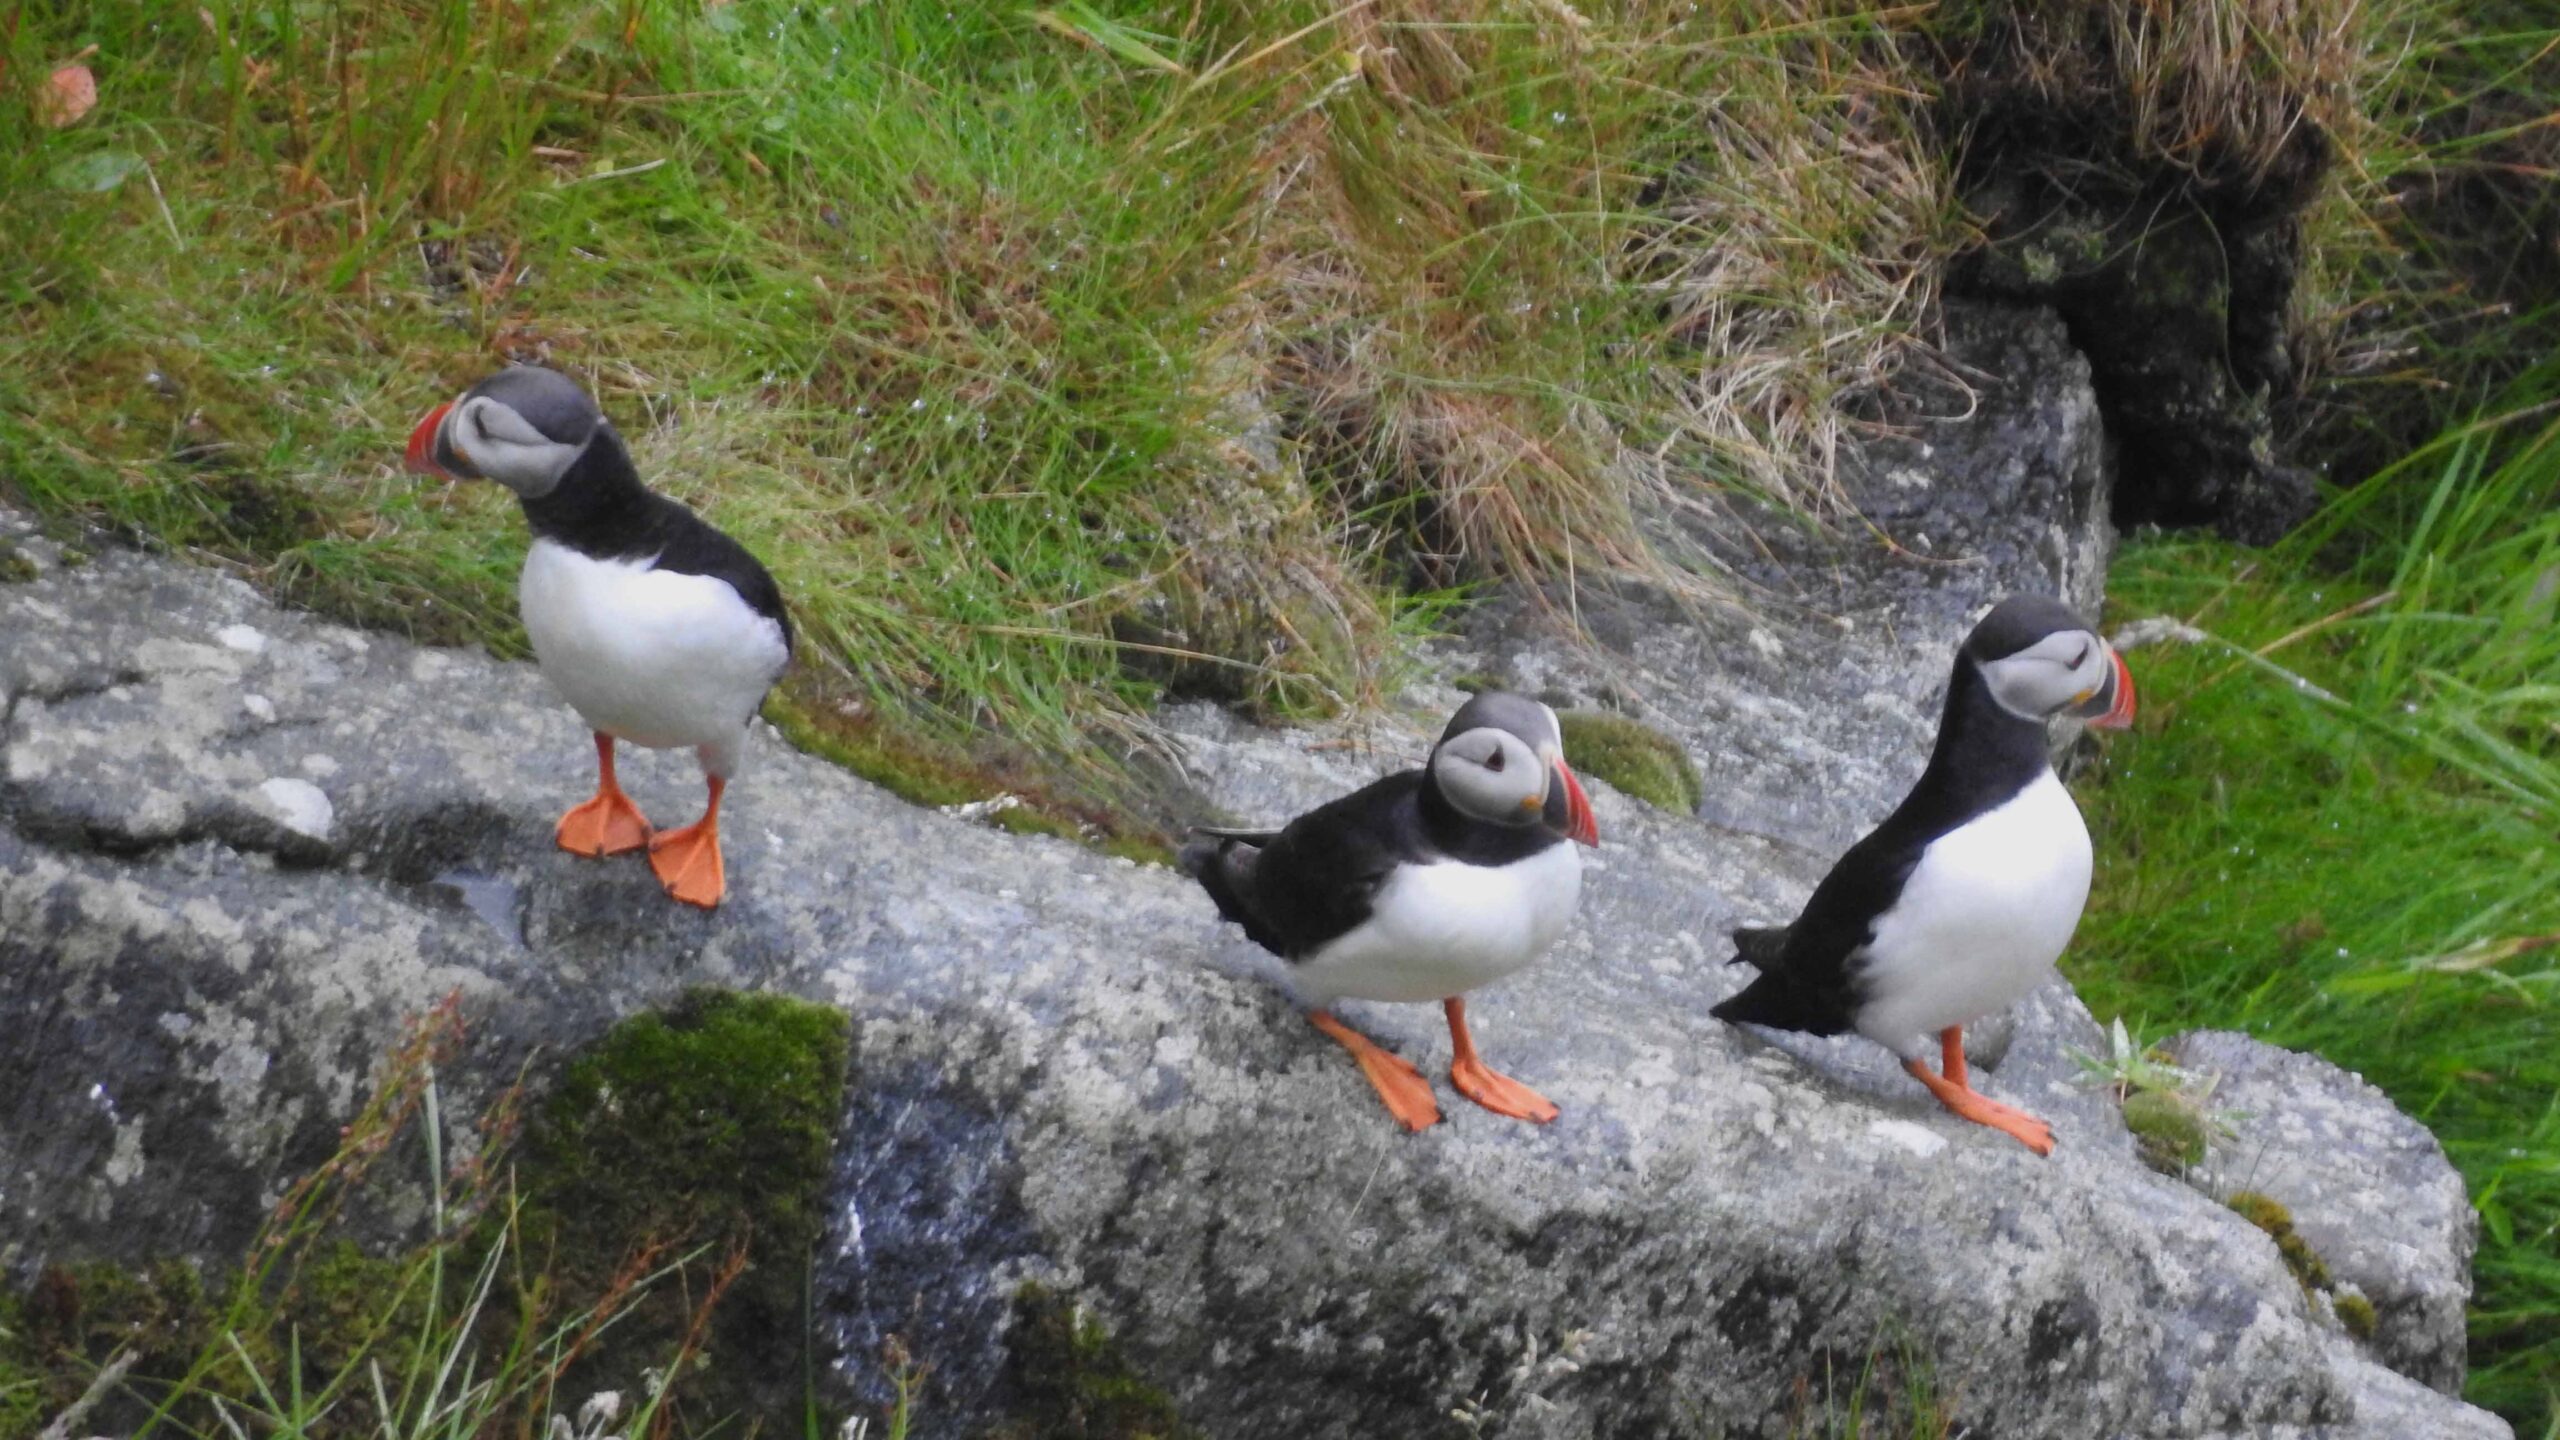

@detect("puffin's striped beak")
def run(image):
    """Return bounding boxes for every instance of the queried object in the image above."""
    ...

[404,402,454,477]
[2081,648,2137,731]
[1551,756,1599,847]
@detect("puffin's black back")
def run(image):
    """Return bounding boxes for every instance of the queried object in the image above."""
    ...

[1709,637,2055,1033]
[1182,763,1568,963]
[509,402,795,654]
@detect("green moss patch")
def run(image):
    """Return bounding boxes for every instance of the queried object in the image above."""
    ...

[2226,1190,2335,1294]
[0,542,36,585]
[992,1284,1193,1440]
[1556,709,1701,813]
[2336,1291,2380,1342]
[2121,1090,2209,1173]
[0,1259,220,1440]
[521,988,851,1434]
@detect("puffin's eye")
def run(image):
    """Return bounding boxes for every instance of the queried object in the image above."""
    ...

[1484,747,1505,772]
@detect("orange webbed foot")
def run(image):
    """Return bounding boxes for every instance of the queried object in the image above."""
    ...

[647,818,726,908]
[558,733,651,857]
[1449,1055,1560,1124]
[556,789,651,857]
[1903,1058,2055,1156]
[1442,997,1558,1124]
[1310,1011,1442,1131]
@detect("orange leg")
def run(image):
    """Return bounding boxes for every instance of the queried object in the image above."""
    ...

[647,776,727,909]
[555,732,651,857]
[1309,1011,1441,1131]
[1444,998,1560,1124]
[1940,1026,1968,1090]
[1902,1024,2052,1156]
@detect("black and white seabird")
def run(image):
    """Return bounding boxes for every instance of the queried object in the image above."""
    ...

[404,365,793,909]
[1710,595,2136,1154]
[1181,692,1603,1132]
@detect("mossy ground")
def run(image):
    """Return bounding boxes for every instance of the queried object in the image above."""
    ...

[0,989,853,1440]
[1556,710,1702,813]
[521,988,851,1433]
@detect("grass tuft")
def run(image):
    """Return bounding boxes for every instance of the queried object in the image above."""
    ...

[0,0,1962,817]
[2076,373,2560,1425]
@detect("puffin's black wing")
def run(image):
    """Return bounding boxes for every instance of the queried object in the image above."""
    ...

[1709,826,1923,1036]
[641,495,795,655]
[1180,770,1428,962]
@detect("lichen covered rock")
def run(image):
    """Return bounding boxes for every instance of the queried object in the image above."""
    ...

[0,391,2507,1440]
[2165,1028,2482,1396]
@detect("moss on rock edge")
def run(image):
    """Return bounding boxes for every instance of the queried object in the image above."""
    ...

[2226,1189,2337,1296]
[1556,710,1702,813]
[521,987,851,1434]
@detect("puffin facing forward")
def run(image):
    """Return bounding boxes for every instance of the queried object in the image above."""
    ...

[1710,596,2135,1154]
[404,366,792,909]
[1181,692,1602,1132]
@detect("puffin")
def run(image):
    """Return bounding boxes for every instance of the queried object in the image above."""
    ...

[403,365,792,909]
[1709,595,2135,1155]
[1181,691,1602,1132]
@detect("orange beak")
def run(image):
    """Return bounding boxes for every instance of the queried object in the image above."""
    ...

[1553,757,1600,847]
[2088,649,2137,731]
[404,402,453,477]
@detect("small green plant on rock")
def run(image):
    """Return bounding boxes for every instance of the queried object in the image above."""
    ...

[2073,1019,2231,1174]
[1556,710,1702,813]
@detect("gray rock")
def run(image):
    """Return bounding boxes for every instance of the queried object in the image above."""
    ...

[2201,1343,2514,1440]
[1447,300,2114,855]
[0,303,2504,1439]
[2164,1028,2480,1394]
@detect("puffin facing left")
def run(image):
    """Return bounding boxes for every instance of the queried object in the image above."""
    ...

[404,365,792,909]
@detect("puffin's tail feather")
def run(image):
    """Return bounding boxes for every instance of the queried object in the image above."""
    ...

[1728,924,1790,969]
[1178,832,1264,936]
[1712,921,1849,1035]
[1709,968,1847,1036]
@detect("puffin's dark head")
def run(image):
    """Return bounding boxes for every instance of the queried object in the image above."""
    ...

[1963,594,2136,730]
[404,366,605,499]
[1427,690,1601,846]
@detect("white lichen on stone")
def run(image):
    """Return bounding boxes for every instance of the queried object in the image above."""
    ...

[257,776,334,840]
[1868,1118,1951,1158]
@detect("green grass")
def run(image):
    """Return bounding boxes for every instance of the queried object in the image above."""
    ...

[2073,376,2560,1430]
[0,0,1958,830]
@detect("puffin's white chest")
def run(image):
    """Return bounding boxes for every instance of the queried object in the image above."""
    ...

[1292,841,1583,1006]
[1854,769,2092,1051]
[519,539,788,761]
